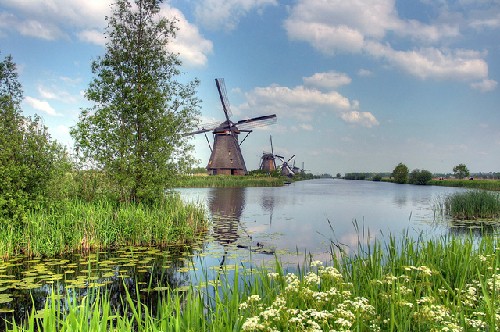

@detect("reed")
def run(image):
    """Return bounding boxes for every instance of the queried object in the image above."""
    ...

[170,175,287,188]
[443,190,500,220]
[0,194,207,258]
[428,179,500,191]
[5,233,499,331]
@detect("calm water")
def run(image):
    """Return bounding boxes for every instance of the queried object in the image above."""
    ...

[0,179,488,321]
[179,179,472,263]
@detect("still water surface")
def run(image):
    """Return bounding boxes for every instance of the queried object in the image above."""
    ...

[0,179,480,321]
[180,179,471,263]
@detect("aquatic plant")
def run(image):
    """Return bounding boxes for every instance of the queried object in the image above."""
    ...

[170,175,286,188]
[4,233,498,331]
[0,194,207,258]
[443,190,500,220]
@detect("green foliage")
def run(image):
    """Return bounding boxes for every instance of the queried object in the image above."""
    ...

[443,190,500,220]
[428,179,500,191]
[0,194,207,258]
[0,52,71,226]
[409,169,433,185]
[170,175,286,188]
[392,162,409,184]
[453,163,470,180]
[71,0,201,204]
[6,234,499,331]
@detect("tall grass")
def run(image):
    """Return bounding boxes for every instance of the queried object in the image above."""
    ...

[170,175,286,188]
[429,179,500,191]
[0,194,207,258]
[443,190,500,220]
[6,233,499,331]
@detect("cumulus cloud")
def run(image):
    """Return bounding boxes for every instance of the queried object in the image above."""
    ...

[239,84,378,127]
[470,79,498,92]
[284,0,494,86]
[303,71,352,89]
[24,96,60,116]
[78,29,106,46]
[364,42,489,81]
[161,6,213,67]
[194,0,277,31]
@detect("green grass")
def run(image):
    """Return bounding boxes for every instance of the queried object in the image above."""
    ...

[0,194,207,259]
[5,233,499,331]
[443,190,500,220]
[170,174,287,188]
[428,179,500,191]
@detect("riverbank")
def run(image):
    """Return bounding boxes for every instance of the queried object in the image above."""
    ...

[0,194,207,259]
[170,174,288,187]
[428,179,500,191]
[5,233,499,331]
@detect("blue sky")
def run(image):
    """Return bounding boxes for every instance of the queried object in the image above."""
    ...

[1,0,499,175]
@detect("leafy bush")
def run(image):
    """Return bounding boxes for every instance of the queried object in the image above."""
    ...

[409,169,433,185]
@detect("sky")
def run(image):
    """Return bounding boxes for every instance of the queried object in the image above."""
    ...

[0,0,499,175]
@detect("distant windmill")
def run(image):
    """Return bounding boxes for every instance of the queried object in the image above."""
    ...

[278,154,296,177]
[185,79,277,175]
[259,135,283,173]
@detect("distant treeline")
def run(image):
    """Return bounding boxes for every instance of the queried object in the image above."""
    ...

[343,172,500,181]
[343,173,391,181]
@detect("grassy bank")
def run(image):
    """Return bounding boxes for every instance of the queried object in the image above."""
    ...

[170,174,287,188]
[5,233,499,331]
[428,179,500,191]
[0,194,207,259]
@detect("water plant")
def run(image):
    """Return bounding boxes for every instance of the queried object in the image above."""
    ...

[443,190,500,220]
[4,233,499,331]
[170,175,287,188]
[0,193,207,259]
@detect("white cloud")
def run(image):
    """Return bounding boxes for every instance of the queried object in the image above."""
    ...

[303,71,352,89]
[357,69,373,77]
[470,79,498,92]
[364,42,489,81]
[340,111,379,128]
[78,29,106,46]
[194,0,278,31]
[37,85,80,104]
[160,6,213,67]
[24,96,60,116]
[240,84,378,127]
[284,0,494,86]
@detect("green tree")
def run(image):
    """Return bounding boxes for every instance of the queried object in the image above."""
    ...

[0,52,70,225]
[392,162,409,184]
[409,169,433,185]
[453,163,470,180]
[71,0,201,203]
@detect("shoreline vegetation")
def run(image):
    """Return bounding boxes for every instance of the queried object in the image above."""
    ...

[0,194,207,260]
[170,174,289,188]
[4,233,499,331]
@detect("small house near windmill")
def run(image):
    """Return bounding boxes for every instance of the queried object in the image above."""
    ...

[185,79,277,175]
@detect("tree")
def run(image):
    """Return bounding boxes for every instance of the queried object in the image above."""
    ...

[453,164,470,180]
[409,169,433,185]
[1,52,70,225]
[392,162,409,184]
[71,0,201,203]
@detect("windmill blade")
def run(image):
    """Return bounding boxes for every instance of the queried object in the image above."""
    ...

[183,127,213,136]
[215,78,232,122]
[235,114,277,131]
[287,154,296,163]
[275,154,284,159]
[270,135,274,155]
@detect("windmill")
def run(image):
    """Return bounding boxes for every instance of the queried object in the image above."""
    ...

[185,79,277,175]
[259,135,283,173]
[278,154,296,177]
